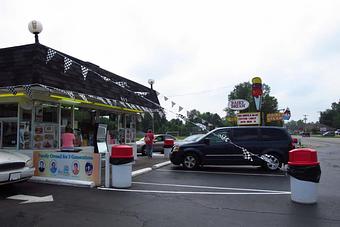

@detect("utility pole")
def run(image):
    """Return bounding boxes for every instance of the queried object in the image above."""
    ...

[303,114,308,132]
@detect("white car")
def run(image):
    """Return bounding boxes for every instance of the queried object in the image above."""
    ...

[0,151,35,185]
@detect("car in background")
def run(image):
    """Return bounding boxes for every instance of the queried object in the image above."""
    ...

[335,129,340,135]
[0,151,35,185]
[300,132,311,137]
[322,131,335,137]
[137,134,177,155]
[170,126,294,171]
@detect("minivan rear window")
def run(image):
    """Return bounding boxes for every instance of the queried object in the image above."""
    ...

[261,128,285,141]
[233,128,258,141]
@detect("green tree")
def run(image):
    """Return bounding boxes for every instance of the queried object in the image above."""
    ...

[320,102,340,129]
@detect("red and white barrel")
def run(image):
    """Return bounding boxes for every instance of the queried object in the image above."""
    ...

[110,145,133,188]
[164,139,174,158]
[288,148,321,204]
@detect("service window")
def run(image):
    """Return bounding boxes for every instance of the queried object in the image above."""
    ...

[232,128,259,141]
[33,103,59,149]
[0,103,18,149]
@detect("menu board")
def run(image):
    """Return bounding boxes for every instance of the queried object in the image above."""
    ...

[34,124,58,149]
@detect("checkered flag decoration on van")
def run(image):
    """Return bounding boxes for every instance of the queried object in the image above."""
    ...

[242,148,253,161]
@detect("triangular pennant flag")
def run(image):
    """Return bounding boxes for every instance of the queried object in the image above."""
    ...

[96,96,107,104]
[105,98,112,106]
[64,57,73,73]
[149,112,154,118]
[39,84,53,93]
[179,106,183,112]
[141,113,145,118]
[79,93,88,102]
[119,101,127,108]
[100,75,110,82]
[23,85,32,98]
[7,86,17,95]
[66,91,75,99]
[46,49,57,64]
[164,96,169,101]
[171,101,176,108]
[156,91,160,96]
[81,66,89,80]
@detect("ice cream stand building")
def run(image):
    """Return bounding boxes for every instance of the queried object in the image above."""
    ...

[0,25,160,187]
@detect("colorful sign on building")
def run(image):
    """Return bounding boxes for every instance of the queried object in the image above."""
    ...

[33,151,101,186]
[237,112,260,125]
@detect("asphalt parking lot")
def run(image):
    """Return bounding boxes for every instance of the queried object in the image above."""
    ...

[1,137,340,226]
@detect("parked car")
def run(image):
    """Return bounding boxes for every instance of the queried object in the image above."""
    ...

[335,129,340,135]
[0,151,35,185]
[170,126,294,171]
[137,134,177,155]
[322,131,335,137]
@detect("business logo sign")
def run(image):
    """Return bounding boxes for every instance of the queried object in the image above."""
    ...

[237,112,260,125]
[266,113,284,122]
[228,99,250,110]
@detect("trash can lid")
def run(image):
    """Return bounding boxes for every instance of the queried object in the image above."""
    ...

[288,148,319,166]
[164,138,174,146]
[111,145,133,158]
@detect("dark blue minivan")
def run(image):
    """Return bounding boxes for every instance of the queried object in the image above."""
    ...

[170,126,294,171]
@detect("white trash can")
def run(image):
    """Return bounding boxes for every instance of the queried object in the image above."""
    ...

[112,163,132,188]
[290,176,318,204]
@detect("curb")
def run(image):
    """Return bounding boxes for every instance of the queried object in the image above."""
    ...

[131,160,171,177]
[132,167,152,177]
[30,176,95,188]
[152,161,171,170]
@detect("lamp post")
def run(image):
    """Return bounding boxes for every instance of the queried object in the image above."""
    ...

[28,20,43,44]
[148,79,155,132]
[148,79,155,90]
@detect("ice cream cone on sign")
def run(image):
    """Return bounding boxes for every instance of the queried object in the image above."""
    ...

[254,96,261,111]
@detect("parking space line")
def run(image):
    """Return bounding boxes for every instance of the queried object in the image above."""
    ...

[98,187,290,195]
[156,169,286,177]
[132,181,290,193]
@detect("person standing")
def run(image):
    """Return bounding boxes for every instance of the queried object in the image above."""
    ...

[144,129,155,158]
[61,127,76,151]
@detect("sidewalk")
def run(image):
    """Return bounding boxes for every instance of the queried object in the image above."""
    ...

[132,154,169,171]
[101,153,171,185]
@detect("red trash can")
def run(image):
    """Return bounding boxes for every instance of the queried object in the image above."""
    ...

[287,148,321,204]
[164,139,174,158]
[110,145,134,188]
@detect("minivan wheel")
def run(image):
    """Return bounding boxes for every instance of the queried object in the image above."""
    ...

[260,153,281,171]
[183,153,199,169]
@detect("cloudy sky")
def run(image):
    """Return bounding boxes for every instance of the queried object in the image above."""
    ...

[1,0,340,122]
